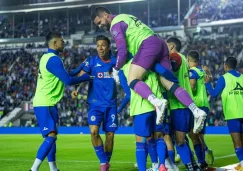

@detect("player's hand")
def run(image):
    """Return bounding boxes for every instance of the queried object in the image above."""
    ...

[71,90,78,99]
[202,66,212,83]
[112,68,120,84]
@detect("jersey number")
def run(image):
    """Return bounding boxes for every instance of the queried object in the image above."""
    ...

[111,114,116,123]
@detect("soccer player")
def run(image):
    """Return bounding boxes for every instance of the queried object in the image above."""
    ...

[72,35,117,171]
[204,57,243,171]
[187,50,214,167]
[30,31,92,171]
[119,60,167,171]
[165,37,201,171]
[91,7,206,133]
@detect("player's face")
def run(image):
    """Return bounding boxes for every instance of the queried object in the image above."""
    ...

[187,56,193,67]
[55,37,65,52]
[166,42,174,55]
[94,14,111,31]
[96,40,110,59]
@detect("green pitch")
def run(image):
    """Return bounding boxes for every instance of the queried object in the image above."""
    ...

[0,134,238,171]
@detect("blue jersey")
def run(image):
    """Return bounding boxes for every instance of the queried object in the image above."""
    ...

[83,55,117,107]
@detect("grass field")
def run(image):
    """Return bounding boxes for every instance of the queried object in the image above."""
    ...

[0,134,238,171]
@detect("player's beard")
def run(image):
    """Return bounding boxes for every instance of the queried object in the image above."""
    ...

[103,20,110,31]
[57,46,64,53]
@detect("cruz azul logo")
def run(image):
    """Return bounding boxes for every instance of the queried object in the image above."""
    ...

[97,72,112,78]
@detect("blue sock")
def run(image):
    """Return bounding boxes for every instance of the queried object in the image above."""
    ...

[236,148,243,161]
[47,143,56,162]
[136,142,147,171]
[94,145,107,164]
[168,150,175,164]
[194,144,205,164]
[37,136,57,161]
[176,143,192,164]
[105,152,112,162]
[156,138,166,165]
[148,139,158,163]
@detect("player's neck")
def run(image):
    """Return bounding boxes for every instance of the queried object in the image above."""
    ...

[99,55,110,62]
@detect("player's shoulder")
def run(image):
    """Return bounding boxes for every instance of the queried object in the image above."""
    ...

[84,56,97,65]
[110,55,117,64]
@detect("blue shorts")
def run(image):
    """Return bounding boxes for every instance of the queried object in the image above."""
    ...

[199,107,209,134]
[160,111,171,135]
[133,111,169,137]
[34,106,59,137]
[88,106,118,132]
[171,108,193,133]
[227,119,243,133]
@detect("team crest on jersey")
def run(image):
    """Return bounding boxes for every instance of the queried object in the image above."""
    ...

[97,72,104,78]
[91,115,96,121]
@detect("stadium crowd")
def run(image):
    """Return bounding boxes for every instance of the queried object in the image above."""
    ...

[195,0,243,21]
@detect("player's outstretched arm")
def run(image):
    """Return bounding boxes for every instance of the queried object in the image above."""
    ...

[205,76,225,98]
[117,70,131,114]
[46,56,93,86]
[69,62,86,76]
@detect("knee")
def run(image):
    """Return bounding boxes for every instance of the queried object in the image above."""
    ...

[106,132,114,141]
[48,132,57,138]
[176,139,185,147]
[90,129,99,138]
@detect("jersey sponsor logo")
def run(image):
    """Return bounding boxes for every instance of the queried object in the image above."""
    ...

[97,72,112,78]
[233,82,243,91]
[43,127,48,131]
[109,123,117,128]
[229,82,243,95]
[91,115,96,121]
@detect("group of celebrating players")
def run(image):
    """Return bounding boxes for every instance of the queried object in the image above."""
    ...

[29,6,243,171]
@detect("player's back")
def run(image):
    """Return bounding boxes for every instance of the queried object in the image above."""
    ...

[168,53,193,110]
[84,55,117,107]
[122,60,163,116]
[222,71,243,120]
[33,53,64,107]
[190,66,209,108]
[110,14,154,56]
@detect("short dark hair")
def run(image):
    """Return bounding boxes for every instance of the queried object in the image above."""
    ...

[225,57,237,69]
[91,6,111,21]
[46,31,62,44]
[187,50,200,62]
[166,37,182,52]
[96,35,111,46]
